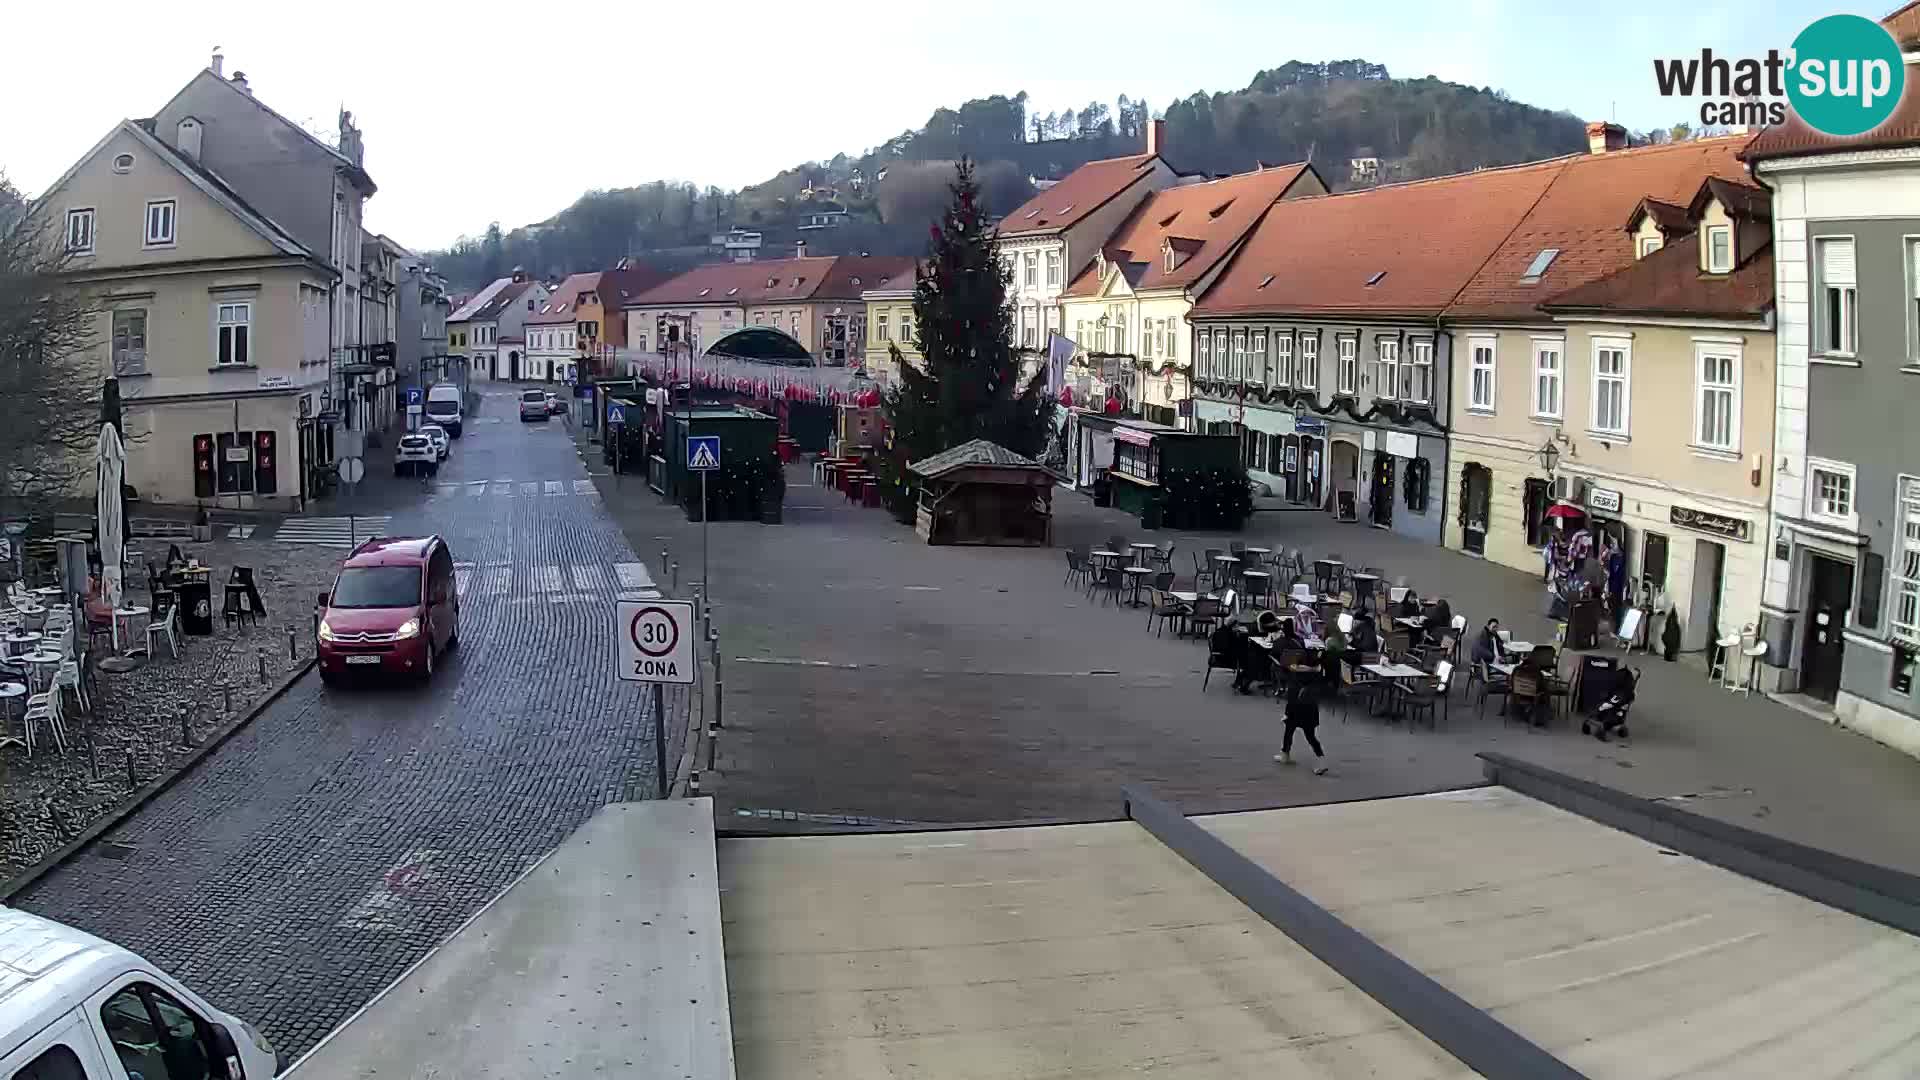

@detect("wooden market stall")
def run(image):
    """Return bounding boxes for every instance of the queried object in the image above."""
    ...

[907,440,1055,547]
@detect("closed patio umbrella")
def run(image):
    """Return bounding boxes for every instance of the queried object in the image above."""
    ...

[96,421,126,615]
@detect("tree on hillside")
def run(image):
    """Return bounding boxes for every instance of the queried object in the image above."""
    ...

[883,160,1052,502]
[0,171,110,523]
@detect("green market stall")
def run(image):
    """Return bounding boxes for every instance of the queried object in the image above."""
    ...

[1105,421,1247,530]
[666,406,784,523]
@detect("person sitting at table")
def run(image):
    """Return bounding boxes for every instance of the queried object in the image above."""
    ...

[1349,612,1380,656]
[1395,590,1422,620]
[1230,612,1286,695]
[1471,618,1502,668]
[1425,596,1453,647]
[82,573,114,628]
[1275,616,1306,652]
[1319,619,1349,689]
[1213,620,1254,696]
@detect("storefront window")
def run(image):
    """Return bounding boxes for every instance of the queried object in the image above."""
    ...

[215,431,255,495]
[1403,456,1429,513]
[1115,441,1158,481]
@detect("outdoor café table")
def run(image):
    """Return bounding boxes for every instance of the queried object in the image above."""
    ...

[1128,541,1158,562]
[1243,546,1271,563]
[13,603,45,632]
[33,586,64,604]
[21,649,62,695]
[0,682,24,750]
[1313,558,1344,593]
[1122,565,1154,607]
[1491,660,1519,677]
[1361,661,1427,718]
[1501,639,1535,658]
[1240,569,1271,599]
[114,605,150,655]
[1090,549,1123,568]
[1394,615,1427,630]
[4,630,41,658]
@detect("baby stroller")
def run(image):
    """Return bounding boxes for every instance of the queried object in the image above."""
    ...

[1583,666,1640,742]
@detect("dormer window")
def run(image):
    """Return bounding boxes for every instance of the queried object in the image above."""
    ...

[1163,246,1174,274]
[1518,248,1560,284]
[1638,235,1663,258]
[1705,225,1732,273]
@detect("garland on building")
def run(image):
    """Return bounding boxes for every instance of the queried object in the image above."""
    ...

[1160,466,1254,530]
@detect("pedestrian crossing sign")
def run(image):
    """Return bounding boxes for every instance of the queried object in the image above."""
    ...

[687,435,721,471]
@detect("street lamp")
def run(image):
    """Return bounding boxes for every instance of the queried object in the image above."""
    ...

[1536,438,1560,477]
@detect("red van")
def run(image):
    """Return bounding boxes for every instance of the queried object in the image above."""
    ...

[316,536,460,684]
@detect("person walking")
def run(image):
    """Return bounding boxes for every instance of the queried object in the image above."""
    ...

[1275,680,1329,774]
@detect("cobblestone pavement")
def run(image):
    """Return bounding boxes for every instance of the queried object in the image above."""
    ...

[1,539,337,880]
[600,464,1920,877]
[12,386,686,1061]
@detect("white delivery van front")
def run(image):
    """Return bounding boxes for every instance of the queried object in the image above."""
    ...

[0,907,279,1080]
[423,383,463,438]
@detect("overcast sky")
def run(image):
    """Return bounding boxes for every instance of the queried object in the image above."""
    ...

[1,0,1843,251]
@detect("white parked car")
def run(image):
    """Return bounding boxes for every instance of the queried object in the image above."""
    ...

[394,434,437,477]
[420,424,451,461]
[0,905,281,1079]
[519,389,549,422]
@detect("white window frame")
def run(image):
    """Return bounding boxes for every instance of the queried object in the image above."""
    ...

[1805,457,1858,532]
[1407,338,1433,404]
[1467,335,1496,411]
[1892,475,1920,648]
[1530,338,1563,420]
[1908,236,1920,366]
[1197,326,1212,379]
[1638,234,1663,258]
[876,313,889,342]
[1375,338,1400,400]
[1165,320,1177,363]
[1298,334,1318,389]
[1590,336,1631,437]
[1045,250,1061,287]
[112,308,147,376]
[1705,225,1732,273]
[143,199,177,248]
[1273,332,1293,387]
[1231,329,1247,383]
[1336,336,1357,395]
[65,208,95,254]
[215,301,252,367]
[1692,342,1741,454]
[1251,330,1268,385]
[1024,253,1038,288]
[1213,329,1229,382]
[1817,236,1857,358]
[900,313,913,345]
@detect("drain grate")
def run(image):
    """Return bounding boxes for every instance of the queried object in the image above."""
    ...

[94,842,139,861]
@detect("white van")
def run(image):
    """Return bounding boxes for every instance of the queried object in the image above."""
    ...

[423,384,463,438]
[0,907,279,1080]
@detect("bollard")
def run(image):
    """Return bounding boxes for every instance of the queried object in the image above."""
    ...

[179,706,193,749]
[87,733,100,779]
[125,752,138,789]
[660,547,670,577]
[257,646,268,684]
[669,561,679,591]
[47,801,71,842]
[688,769,701,796]
[705,720,719,772]
[222,683,234,715]
[711,629,724,731]
[288,625,298,661]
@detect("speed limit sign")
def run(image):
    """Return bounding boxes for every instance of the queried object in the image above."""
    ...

[616,599,695,684]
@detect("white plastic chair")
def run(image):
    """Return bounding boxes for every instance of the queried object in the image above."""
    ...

[23,686,65,756]
[146,601,180,660]
[1738,640,1768,697]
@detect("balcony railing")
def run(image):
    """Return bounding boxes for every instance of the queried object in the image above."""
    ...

[1894,574,1920,648]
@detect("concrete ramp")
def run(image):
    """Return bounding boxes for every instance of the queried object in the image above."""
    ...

[719,820,1471,1079]
[287,799,735,1079]
[1200,787,1920,1079]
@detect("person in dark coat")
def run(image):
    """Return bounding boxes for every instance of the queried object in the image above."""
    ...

[1425,597,1453,647]
[1471,618,1502,668]
[1274,680,1329,774]
[1349,612,1380,655]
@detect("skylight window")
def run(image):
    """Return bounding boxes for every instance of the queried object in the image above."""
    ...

[1023,209,1040,219]
[1519,248,1561,283]
[1365,271,1387,287]
[767,277,778,287]
[851,276,861,286]
[697,288,711,297]
[1055,204,1074,215]
[1258,274,1275,289]
[726,287,739,296]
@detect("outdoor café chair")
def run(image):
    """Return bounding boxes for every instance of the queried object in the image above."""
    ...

[1185,596,1225,640]
[23,685,66,756]
[1507,669,1548,728]
[1087,564,1126,607]
[1107,534,1130,555]
[1201,629,1240,691]
[1063,549,1090,589]
[1469,660,1510,717]
[1192,551,1215,591]
[1151,542,1176,570]
[1146,588,1191,637]
[146,593,180,660]
[1401,660,1454,730]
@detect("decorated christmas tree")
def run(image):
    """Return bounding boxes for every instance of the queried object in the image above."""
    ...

[883,159,1053,497]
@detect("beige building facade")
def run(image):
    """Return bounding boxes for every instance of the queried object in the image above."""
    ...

[861,287,917,386]
[48,120,334,510]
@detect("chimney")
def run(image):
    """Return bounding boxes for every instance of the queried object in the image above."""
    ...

[511,266,526,283]
[796,239,806,260]
[210,48,224,77]
[231,71,250,96]
[176,117,203,161]
[1586,121,1628,154]
[1146,118,1166,157]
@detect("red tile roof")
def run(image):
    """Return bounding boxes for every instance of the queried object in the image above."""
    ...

[623,255,915,308]
[1192,159,1565,319]
[1444,137,1752,320]
[600,259,674,307]
[1540,237,1773,320]
[527,272,602,325]
[995,154,1162,237]
[1626,197,1691,235]
[1061,164,1316,299]
[1885,0,1920,48]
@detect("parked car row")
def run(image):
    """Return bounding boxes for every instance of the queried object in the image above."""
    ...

[519,388,566,422]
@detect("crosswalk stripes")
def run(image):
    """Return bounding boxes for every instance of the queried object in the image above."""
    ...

[225,525,256,540]
[492,483,513,497]
[572,479,596,496]
[570,565,607,591]
[521,482,540,497]
[446,561,672,602]
[543,481,564,496]
[532,566,564,593]
[272,515,391,548]
[468,481,488,497]
[482,568,513,596]
[613,562,655,591]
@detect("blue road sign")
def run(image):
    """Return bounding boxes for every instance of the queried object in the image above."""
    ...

[687,435,721,471]
[608,405,627,426]
[406,386,423,405]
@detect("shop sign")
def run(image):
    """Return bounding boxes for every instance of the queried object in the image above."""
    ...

[1670,504,1751,543]
[1587,486,1623,514]
[1382,430,1418,459]
[1292,416,1326,434]
[1113,426,1155,448]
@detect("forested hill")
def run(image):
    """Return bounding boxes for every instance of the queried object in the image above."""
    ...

[429,60,1588,290]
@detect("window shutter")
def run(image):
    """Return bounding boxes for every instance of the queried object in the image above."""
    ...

[1858,551,1885,630]
[1821,238,1856,285]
